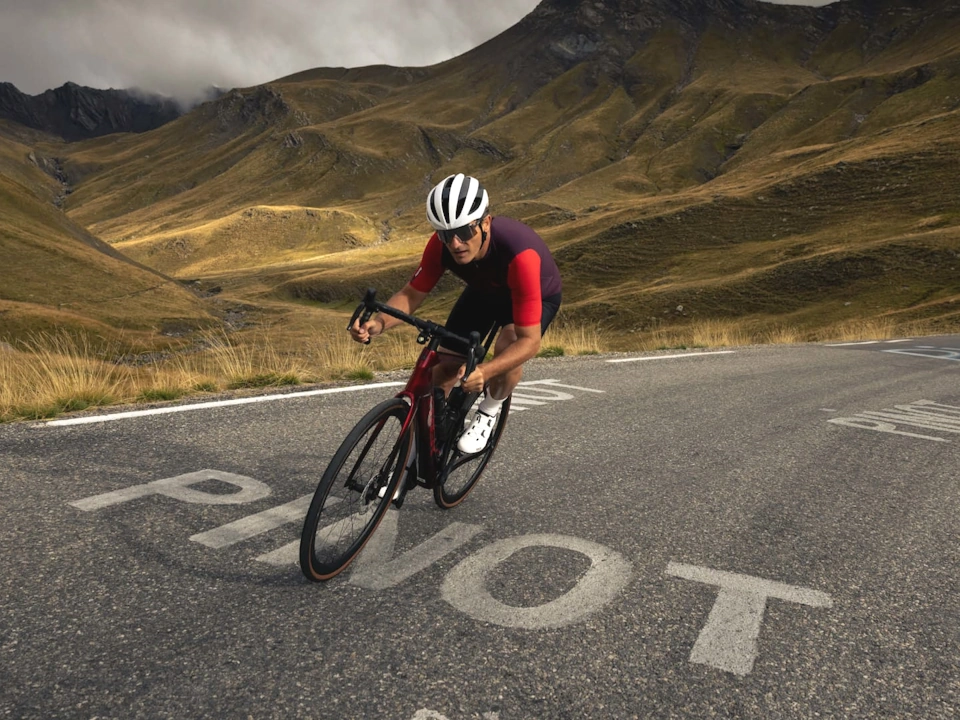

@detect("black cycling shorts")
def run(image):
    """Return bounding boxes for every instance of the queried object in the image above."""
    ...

[441,286,562,356]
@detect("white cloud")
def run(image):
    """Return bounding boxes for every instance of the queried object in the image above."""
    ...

[0,0,838,104]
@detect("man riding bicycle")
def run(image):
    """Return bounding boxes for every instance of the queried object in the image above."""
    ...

[350,172,563,454]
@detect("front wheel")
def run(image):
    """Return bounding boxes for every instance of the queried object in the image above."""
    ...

[434,395,510,509]
[300,397,412,581]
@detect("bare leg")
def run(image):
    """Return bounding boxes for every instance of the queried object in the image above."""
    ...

[486,324,523,400]
[432,352,466,397]
[434,324,530,399]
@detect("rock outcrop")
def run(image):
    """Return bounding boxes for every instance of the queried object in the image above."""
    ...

[0,81,184,141]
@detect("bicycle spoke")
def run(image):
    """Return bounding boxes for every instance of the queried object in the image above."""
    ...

[300,398,411,581]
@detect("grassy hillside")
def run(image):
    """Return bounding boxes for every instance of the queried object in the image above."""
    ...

[0,130,215,345]
[8,0,960,357]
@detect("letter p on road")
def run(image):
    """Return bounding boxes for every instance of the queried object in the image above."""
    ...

[70,470,271,511]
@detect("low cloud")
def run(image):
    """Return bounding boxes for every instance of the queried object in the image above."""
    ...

[2,0,836,106]
[1,0,540,105]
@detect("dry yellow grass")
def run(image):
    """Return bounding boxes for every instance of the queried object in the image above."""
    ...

[2,311,951,422]
[4,2,960,417]
[0,324,423,421]
[819,317,900,342]
[635,319,748,352]
[539,314,605,356]
[115,205,384,276]
[0,332,133,420]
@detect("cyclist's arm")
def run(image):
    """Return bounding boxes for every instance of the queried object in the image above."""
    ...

[351,283,428,342]
[379,235,444,331]
[377,284,429,332]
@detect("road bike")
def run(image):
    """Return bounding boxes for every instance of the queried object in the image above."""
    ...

[300,289,511,581]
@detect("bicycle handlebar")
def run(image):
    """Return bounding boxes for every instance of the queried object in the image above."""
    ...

[347,288,485,379]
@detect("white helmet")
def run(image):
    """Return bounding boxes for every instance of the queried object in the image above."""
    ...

[426,173,489,230]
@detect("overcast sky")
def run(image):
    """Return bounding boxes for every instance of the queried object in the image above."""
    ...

[1,0,836,105]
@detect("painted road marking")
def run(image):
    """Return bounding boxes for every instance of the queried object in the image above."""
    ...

[828,399,960,443]
[824,339,914,347]
[441,534,633,630]
[883,346,960,362]
[42,379,599,426]
[349,511,483,590]
[42,382,406,427]
[70,470,271,511]
[413,711,499,720]
[253,509,483,580]
[666,563,833,676]
[607,351,735,364]
[190,493,316,548]
[509,379,603,412]
[69,472,833,674]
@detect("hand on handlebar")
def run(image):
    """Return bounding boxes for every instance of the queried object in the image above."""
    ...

[457,363,486,394]
[349,316,383,344]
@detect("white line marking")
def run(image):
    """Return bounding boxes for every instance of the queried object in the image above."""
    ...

[441,534,632,629]
[884,339,913,344]
[824,341,880,347]
[607,351,735,364]
[883,348,960,362]
[40,382,405,427]
[666,562,832,676]
[70,470,271,510]
[523,379,605,393]
[190,493,317,548]
[349,511,484,590]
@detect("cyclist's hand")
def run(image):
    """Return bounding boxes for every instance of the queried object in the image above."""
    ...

[349,317,383,344]
[458,363,486,394]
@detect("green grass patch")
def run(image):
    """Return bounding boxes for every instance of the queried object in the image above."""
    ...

[192,381,219,392]
[227,372,303,389]
[138,387,185,402]
[59,391,114,413]
[537,346,565,358]
[345,368,375,381]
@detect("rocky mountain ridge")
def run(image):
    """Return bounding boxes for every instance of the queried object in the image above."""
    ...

[2,0,958,347]
[0,82,199,141]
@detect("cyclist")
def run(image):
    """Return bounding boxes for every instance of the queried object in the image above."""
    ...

[350,172,562,454]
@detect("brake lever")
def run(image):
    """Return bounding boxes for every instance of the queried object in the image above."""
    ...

[346,288,378,344]
[462,331,483,379]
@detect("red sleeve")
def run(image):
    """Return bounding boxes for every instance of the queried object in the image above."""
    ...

[507,249,542,327]
[409,234,445,293]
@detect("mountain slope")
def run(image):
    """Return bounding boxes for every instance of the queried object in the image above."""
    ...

[15,0,960,342]
[0,128,214,342]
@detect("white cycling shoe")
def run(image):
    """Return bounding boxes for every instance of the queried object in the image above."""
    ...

[457,409,499,454]
[378,445,416,501]
[377,479,403,501]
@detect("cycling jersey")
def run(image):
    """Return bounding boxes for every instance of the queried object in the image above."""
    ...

[409,216,562,327]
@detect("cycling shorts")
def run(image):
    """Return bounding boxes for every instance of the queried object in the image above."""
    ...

[441,286,562,356]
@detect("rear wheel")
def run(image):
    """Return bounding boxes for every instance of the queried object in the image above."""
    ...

[434,394,510,509]
[300,397,411,581]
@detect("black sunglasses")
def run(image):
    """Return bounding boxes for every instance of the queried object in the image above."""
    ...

[438,220,480,245]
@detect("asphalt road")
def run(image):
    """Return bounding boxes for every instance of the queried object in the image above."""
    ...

[1,336,958,719]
